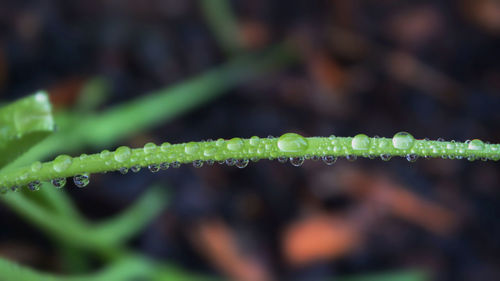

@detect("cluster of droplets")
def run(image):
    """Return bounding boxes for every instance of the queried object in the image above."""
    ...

[1,132,499,193]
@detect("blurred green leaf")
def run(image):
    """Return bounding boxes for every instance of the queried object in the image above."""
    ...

[0,91,55,168]
[200,0,242,54]
[75,77,111,112]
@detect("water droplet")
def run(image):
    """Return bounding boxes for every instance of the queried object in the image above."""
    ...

[114,146,131,163]
[79,154,88,160]
[160,162,169,170]
[250,157,259,162]
[437,138,445,142]
[192,160,203,168]
[227,138,244,151]
[311,155,320,161]
[468,139,484,151]
[206,160,214,165]
[235,159,249,168]
[406,154,418,162]
[144,142,157,154]
[249,136,260,146]
[216,139,225,146]
[51,178,66,189]
[31,161,42,172]
[352,134,371,150]
[119,167,129,174]
[203,147,217,157]
[290,157,304,167]
[346,155,357,162]
[467,155,476,161]
[28,181,41,191]
[100,150,110,159]
[160,142,171,152]
[277,133,308,153]
[53,155,72,172]
[380,154,392,161]
[226,158,236,166]
[185,142,200,155]
[148,164,160,172]
[277,156,288,163]
[73,174,89,188]
[392,132,415,150]
[11,185,20,192]
[171,161,181,168]
[131,165,141,173]
[322,156,337,165]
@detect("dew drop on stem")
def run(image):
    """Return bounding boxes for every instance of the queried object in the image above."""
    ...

[322,156,337,165]
[73,174,90,188]
[290,157,304,167]
[235,159,249,168]
[148,164,160,172]
[51,178,67,189]
[28,181,41,191]
[192,160,203,168]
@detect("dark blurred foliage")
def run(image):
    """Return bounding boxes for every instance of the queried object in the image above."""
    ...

[1,0,500,281]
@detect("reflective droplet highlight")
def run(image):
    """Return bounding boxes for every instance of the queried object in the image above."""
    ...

[148,164,160,172]
[51,178,66,189]
[322,156,337,165]
[53,155,72,172]
[352,134,370,150]
[114,146,131,163]
[227,138,244,151]
[144,142,157,154]
[290,157,304,167]
[31,161,42,172]
[392,132,415,150]
[235,159,249,168]
[28,181,41,191]
[73,174,89,188]
[185,142,200,155]
[468,139,484,151]
[277,133,308,153]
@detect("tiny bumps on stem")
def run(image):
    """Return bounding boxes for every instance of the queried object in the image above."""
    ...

[0,132,498,193]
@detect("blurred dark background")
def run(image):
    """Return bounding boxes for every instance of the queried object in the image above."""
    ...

[1,0,500,280]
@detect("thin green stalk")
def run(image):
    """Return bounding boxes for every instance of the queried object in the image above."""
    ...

[1,133,498,191]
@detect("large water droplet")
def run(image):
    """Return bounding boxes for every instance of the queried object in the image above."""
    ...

[73,174,89,188]
[144,142,157,154]
[352,134,370,150]
[290,157,304,167]
[227,138,244,151]
[185,142,200,155]
[468,139,484,151]
[392,132,415,150]
[53,155,72,172]
[31,161,42,172]
[203,147,217,157]
[100,150,110,159]
[249,136,260,146]
[28,181,41,191]
[277,133,308,153]
[160,142,171,152]
[235,159,249,168]
[131,165,141,173]
[51,178,67,189]
[322,156,337,165]
[160,162,169,170]
[114,146,131,163]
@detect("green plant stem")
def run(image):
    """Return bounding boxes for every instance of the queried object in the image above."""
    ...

[1,134,498,190]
